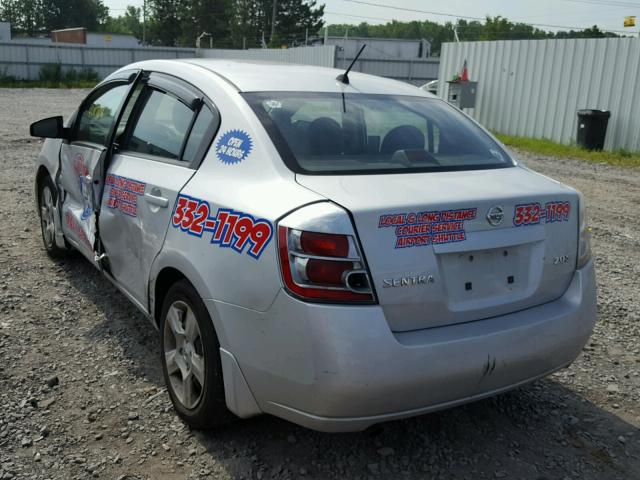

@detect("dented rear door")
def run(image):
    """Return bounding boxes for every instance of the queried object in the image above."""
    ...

[98,74,216,306]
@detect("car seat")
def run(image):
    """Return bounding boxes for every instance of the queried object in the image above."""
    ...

[380,125,425,154]
[308,117,344,155]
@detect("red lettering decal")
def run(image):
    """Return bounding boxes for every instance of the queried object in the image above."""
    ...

[189,202,210,235]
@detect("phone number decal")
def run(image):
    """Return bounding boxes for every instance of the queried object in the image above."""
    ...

[171,194,273,259]
[513,201,571,226]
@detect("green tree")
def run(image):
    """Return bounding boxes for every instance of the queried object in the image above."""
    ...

[323,16,620,55]
[1,0,45,35]
[102,6,143,38]
[2,0,109,36]
[0,0,20,27]
[147,0,183,46]
[42,0,109,32]
[269,0,324,46]
[178,0,232,47]
[556,25,617,38]
[229,0,265,48]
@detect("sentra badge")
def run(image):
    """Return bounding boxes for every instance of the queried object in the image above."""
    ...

[383,274,434,288]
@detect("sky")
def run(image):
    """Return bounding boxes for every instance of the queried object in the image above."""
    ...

[103,0,639,35]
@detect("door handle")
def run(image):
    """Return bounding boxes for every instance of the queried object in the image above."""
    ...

[144,192,169,208]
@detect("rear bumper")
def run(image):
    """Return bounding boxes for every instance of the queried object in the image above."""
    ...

[207,259,596,432]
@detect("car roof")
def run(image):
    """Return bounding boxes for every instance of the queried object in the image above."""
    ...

[133,58,435,97]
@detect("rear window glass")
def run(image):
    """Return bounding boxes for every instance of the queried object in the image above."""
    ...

[243,92,513,175]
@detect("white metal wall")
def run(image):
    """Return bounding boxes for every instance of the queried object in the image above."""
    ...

[326,37,430,59]
[0,22,10,42]
[200,45,336,68]
[335,56,439,86]
[439,38,640,151]
[86,33,140,48]
[0,42,196,80]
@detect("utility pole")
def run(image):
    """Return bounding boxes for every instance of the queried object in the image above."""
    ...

[142,0,146,45]
[270,0,278,43]
[305,28,308,46]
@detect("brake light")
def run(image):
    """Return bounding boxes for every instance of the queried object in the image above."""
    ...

[278,226,375,303]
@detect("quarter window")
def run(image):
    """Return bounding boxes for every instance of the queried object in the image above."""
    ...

[76,84,129,146]
[182,106,215,163]
[126,89,194,160]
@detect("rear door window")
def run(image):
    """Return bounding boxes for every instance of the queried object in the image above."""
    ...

[125,89,194,160]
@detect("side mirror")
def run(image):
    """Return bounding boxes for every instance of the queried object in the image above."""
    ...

[30,116,69,139]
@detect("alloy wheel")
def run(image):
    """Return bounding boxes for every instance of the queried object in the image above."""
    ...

[163,300,206,410]
[40,185,56,248]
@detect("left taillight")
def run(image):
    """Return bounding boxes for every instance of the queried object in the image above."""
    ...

[577,193,592,269]
[278,226,375,303]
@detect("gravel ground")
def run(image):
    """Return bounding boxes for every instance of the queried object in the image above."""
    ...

[0,88,638,480]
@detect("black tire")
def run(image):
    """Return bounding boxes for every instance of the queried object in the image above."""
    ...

[38,175,69,258]
[160,279,235,429]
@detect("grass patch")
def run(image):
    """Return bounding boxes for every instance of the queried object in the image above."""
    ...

[496,134,640,168]
[0,64,98,89]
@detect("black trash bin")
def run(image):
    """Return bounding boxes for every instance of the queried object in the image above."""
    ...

[577,109,610,151]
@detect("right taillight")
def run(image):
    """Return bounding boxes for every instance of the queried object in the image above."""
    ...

[278,226,375,303]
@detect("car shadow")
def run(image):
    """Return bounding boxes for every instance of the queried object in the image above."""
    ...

[63,254,639,480]
[60,253,163,384]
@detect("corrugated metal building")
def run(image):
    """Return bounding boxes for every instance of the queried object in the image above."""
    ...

[0,23,138,47]
[439,37,640,152]
[0,22,10,42]
[0,42,196,79]
[325,36,431,59]
[51,28,139,48]
[327,37,439,86]
[0,38,437,86]
[200,45,335,68]
[86,32,139,48]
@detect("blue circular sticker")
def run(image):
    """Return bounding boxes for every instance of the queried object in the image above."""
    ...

[215,129,253,165]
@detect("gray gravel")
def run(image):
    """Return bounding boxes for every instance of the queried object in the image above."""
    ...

[0,88,639,480]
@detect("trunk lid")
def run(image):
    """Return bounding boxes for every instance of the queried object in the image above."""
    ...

[297,166,579,332]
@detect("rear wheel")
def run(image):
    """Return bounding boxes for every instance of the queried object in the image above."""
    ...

[38,175,68,258]
[160,280,234,429]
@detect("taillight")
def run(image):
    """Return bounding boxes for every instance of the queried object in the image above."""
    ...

[577,194,592,269]
[278,226,375,303]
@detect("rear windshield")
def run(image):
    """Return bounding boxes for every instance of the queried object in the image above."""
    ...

[242,92,514,175]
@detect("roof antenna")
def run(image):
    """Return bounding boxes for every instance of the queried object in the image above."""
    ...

[336,44,366,85]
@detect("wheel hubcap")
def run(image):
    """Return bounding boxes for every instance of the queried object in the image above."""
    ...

[163,301,205,410]
[40,186,55,248]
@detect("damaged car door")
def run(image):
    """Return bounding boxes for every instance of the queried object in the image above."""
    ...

[58,74,138,262]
